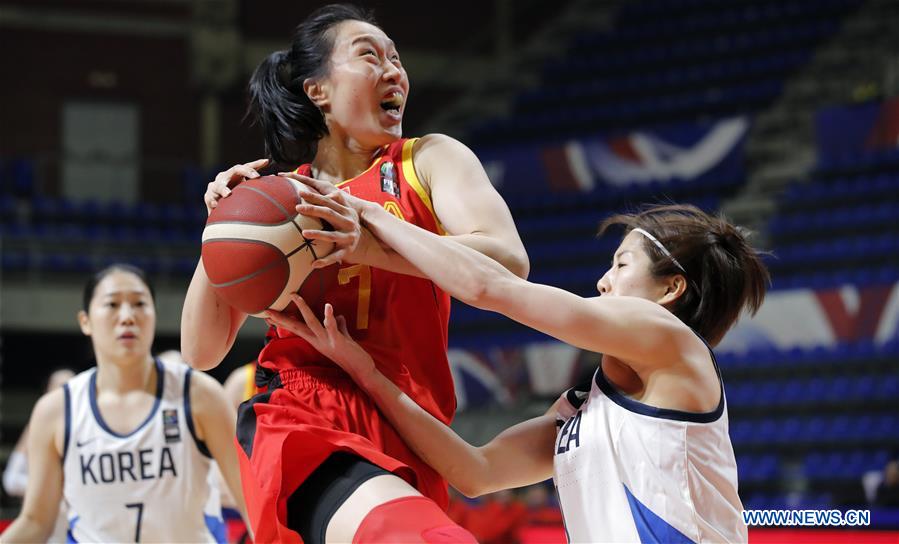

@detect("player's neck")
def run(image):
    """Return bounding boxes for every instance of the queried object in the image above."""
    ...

[95,354,156,395]
[311,135,384,183]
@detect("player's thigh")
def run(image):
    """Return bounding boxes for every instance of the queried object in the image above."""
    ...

[326,472,421,543]
[285,452,473,544]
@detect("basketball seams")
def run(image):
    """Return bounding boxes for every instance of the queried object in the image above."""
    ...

[207,254,286,289]
[201,175,335,316]
[284,240,318,260]
[265,249,320,314]
[237,184,293,221]
[205,218,297,228]
[203,222,301,255]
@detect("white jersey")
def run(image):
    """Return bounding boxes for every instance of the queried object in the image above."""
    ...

[554,350,747,543]
[62,358,224,543]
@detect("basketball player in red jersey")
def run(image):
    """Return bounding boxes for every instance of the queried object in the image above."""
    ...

[180,4,528,543]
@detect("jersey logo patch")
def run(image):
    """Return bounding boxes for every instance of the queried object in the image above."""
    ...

[380,162,400,198]
[162,409,181,443]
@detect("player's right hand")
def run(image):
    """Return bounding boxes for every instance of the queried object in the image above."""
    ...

[204,158,269,215]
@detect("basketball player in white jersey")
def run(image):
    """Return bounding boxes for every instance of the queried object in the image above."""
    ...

[267,189,770,543]
[1,265,249,543]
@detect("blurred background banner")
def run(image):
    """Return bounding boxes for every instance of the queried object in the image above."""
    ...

[477,115,749,192]
[719,280,899,352]
[816,96,899,158]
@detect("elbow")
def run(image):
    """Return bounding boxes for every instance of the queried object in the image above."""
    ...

[510,250,530,280]
[456,484,487,499]
[180,342,218,372]
[448,449,493,498]
[466,272,518,313]
[453,477,491,499]
[461,275,493,309]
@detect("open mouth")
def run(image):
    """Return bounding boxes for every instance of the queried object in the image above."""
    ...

[380,91,404,114]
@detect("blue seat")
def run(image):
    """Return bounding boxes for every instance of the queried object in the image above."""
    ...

[876,376,899,399]
[1,250,31,271]
[9,158,35,197]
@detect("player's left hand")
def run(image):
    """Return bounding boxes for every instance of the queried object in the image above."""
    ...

[264,295,376,381]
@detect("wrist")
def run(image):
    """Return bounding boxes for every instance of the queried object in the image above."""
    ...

[352,363,381,391]
[358,200,384,226]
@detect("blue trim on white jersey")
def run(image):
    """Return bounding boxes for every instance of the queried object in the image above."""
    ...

[594,355,724,423]
[183,369,213,458]
[205,513,227,544]
[623,485,695,543]
[66,515,80,543]
[89,359,164,438]
[63,384,72,463]
[594,367,723,423]
[565,380,591,410]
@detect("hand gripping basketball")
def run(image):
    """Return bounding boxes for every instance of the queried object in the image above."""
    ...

[204,158,270,215]
[201,175,337,317]
[279,172,371,269]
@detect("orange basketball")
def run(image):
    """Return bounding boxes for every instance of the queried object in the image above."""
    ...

[201,175,335,316]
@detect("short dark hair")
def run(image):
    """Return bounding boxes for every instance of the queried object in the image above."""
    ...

[82,264,155,312]
[599,204,770,346]
[248,3,379,166]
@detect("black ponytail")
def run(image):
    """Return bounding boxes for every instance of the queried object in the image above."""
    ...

[247,4,378,166]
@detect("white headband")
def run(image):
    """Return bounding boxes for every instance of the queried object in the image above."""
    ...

[631,228,687,274]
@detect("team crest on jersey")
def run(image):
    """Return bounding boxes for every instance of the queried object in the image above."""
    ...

[380,161,400,198]
[162,409,181,443]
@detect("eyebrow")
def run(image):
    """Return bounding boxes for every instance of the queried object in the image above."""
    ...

[613,250,633,261]
[101,291,148,298]
[350,35,395,50]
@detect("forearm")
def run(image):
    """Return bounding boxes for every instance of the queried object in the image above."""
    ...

[1,514,52,543]
[357,225,527,280]
[221,458,251,534]
[361,204,518,307]
[353,367,492,497]
[181,261,245,370]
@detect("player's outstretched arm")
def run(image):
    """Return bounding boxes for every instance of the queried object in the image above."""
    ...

[286,155,699,369]
[181,160,266,370]
[1,390,64,543]
[188,371,252,537]
[265,296,556,497]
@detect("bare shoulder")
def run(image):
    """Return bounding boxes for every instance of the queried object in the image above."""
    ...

[32,387,66,425]
[188,369,228,411]
[30,387,66,452]
[634,298,713,370]
[413,133,465,154]
[412,134,488,194]
[413,134,479,169]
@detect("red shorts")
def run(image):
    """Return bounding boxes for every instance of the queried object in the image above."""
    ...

[235,366,449,543]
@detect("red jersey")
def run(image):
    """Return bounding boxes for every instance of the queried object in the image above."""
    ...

[237,138,458,542]
[258,137,455,425]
